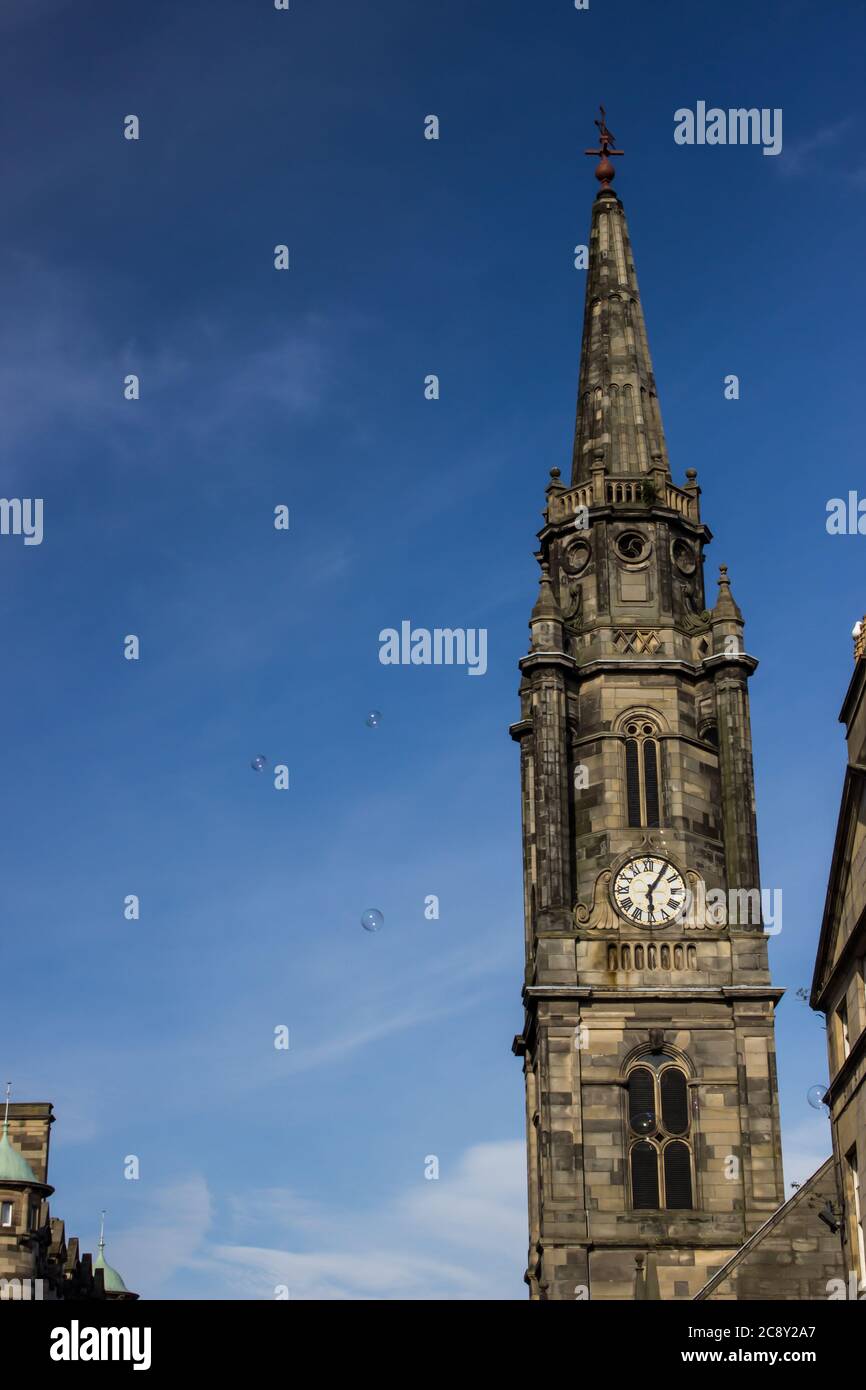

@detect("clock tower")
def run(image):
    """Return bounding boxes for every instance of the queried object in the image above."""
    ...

[510,115,786,1301]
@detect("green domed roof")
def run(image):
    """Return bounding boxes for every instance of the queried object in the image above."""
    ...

[0,1121,38,1183]
[95,1240,130,1294]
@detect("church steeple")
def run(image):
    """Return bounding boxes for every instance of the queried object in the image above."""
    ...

[572,108,670,486]
[511,119,785,1302]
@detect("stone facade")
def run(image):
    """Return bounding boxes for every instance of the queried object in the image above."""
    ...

[0,1101,136,1301]
[697,1158,845,1300]
[810,618,866,1296]
[511,157,788,1300]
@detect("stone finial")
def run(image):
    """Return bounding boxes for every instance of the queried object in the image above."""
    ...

[531,562,562,621]
[634,1254,647,1301]
[714,564,743,622]
[546,467,565,494]
[634,1251,660,1300]
[529,561,564,652]
[853,618,865,663]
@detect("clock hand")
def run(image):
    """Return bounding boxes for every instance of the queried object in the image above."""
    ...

[648,864,667,894]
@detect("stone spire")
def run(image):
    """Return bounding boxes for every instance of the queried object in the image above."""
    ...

[571,110,670,485]
[711,563,746,657]
[528,561,564,652]
[713,563,743,622]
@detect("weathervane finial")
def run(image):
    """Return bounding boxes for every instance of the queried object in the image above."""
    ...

[585,104,624,191]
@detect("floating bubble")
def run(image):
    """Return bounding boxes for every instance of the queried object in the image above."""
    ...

[365,711,382,729]
[631,1112,656,1136]
[251,755,267,772]
[361,908,384,933]
[807,1085,829,1113]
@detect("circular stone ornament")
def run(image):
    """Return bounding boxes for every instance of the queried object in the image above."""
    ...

[562,537,592,575]
[672,538,697,575]
[614,529,650,564]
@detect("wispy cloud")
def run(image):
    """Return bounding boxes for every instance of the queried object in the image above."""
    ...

[776,118,864,183]
[0,258,333,471]
[112,1139,525,1300]
[108,1175,213,1293]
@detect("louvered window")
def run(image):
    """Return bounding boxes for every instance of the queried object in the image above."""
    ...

[631,1141,659,1209]
[663,1142,693,1209]
[628,1068,655,1133]
[643,741,660,826]
[626,1062,694,1211]
[661,1069,689,1135]
[625,739,641,826]
[623,721,664,826]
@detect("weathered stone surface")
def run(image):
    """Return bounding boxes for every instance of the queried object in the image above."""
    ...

[697,1158,844,1300]
[513,168,788,1302]
[810,624,866,1297]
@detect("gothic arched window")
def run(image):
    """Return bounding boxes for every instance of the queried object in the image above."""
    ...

[627,1058,694,1211]
[623,720,662,827]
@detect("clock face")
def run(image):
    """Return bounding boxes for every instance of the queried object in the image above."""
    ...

[612,855,686,927]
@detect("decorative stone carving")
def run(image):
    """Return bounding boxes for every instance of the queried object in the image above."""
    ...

[558,568,582,621]
[613,628,662,654]
[573,870,618,929]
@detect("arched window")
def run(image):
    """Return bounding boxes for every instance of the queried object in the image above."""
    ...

[660,1068,689,1135]
[642,741,660,825]
[625,739,641,825]
[627,1057,695,1211]
[631,1142,659,1209]
[663,1142,693,1209]
[622,719,662,827]
[628,1067,655,1133]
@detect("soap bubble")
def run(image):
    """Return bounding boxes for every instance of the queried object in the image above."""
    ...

[361,908,384,933]
[631,1112,656,1136]
[806,1085,829,1113]
[251,755,267,772]
[365,711,382,729]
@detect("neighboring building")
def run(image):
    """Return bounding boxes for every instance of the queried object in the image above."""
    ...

[809,617,866,1296]
[0,1096,136,1301]
[510,115,838,1300]
[694,1158,845,1301]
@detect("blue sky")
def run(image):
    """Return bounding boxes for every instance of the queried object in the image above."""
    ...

[1,0,864,1298]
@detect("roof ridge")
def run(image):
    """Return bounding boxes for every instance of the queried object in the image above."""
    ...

[692,1156,835,1300]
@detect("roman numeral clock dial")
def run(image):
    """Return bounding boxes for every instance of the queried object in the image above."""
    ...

[611,855,686,926]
